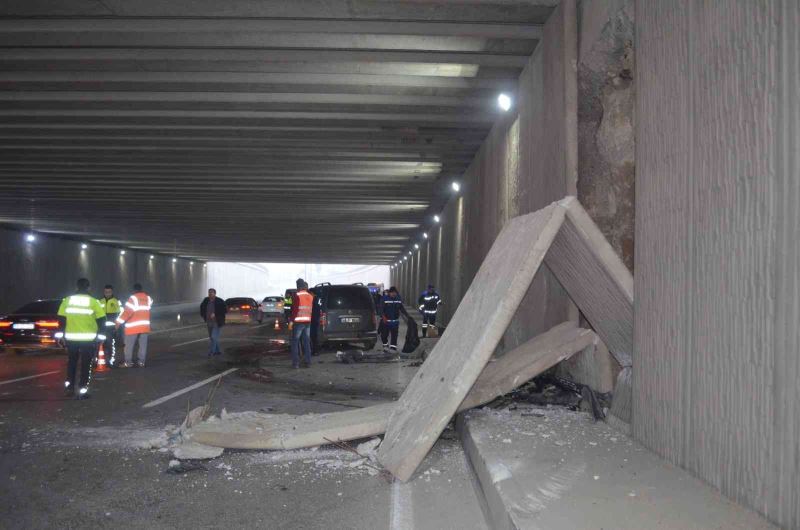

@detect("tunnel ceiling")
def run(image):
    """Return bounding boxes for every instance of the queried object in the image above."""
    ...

[0,0,553,263]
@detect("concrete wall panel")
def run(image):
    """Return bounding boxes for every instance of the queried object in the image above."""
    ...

[635,1,799,527]
[0,226,205,313]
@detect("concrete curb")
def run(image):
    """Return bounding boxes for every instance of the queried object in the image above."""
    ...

[457,412,518,530]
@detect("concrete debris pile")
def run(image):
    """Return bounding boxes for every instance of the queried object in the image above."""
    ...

[175,197,634,482]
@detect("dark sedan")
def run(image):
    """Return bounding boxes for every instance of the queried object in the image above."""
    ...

[0,299,66,354]
[224,297,261,324]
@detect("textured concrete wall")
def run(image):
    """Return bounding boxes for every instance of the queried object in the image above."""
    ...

[394,0,578,350]
[0,227,206,314]
[634,1,799,527]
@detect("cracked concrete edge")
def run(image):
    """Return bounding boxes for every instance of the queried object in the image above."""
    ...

[456,413,518,530]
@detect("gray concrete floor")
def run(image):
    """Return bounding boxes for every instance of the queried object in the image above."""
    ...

[0,312,486,529]
[459,407,777,530]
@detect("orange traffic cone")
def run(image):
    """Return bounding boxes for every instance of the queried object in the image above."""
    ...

[96,345,108,371]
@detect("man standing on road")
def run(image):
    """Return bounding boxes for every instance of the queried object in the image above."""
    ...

[116,283,152,368]
[380,286,407,353]
[97,284,120,367]
[289,279,314,369]
[200,288,226,357]
[58,278,106,399]
[417,284,443,338]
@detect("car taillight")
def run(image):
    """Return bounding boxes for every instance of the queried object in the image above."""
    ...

[241,305,251,310]
[0,321,11,328]
[35,320,59,328]
[320,311,327,328]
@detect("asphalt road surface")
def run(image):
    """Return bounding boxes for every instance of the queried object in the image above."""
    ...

[0,310,487,529]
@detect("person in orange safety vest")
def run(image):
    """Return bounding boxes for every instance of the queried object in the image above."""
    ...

[289,278,314,369]
[116,283,153,368]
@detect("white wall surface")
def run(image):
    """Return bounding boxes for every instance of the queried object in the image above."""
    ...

[206,262,390,300]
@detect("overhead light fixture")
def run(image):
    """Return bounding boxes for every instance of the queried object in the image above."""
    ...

[433,215,441,223]
[172,258,177,263]
[451,181,461,192]
[414,243,419,249]
[497,93,512,111]
[203,264,207,268]
[81,243,88,250]
[120,250,126,255]
[149,255,154,260]
[189,261,194,265]
[423,232,428,239]
[25,233,36,243]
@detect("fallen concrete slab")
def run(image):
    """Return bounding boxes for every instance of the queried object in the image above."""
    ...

[185,321,595,451]
[457,407,776,530]
[378,203,567,481]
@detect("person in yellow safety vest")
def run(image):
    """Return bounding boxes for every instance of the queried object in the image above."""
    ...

[97,284,121,367]
[57,278,107,399]
[116,283,153,368]
[289,279,314,369]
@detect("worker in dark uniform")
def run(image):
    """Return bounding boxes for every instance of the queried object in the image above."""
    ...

[97,284,121,367]
[417,284,443,338]
[380,286,407,353]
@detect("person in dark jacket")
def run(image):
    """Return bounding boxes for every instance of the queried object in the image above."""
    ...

[380,286,407,353]
[417,284,443,337]
[200,288,226,356]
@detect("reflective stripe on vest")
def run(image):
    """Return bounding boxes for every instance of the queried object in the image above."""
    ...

[58,294,105,340]
[294,291,313,323]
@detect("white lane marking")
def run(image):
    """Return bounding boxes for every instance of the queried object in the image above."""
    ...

[170,337,252,349]
[149,323,206,335]
[142,368,238,408]
[390,479,414,530]
[169,337,209,348]
[0,370,60,387]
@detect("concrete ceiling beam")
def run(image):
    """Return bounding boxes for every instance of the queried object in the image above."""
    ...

[0,47,530,68]
[0,18,543,39]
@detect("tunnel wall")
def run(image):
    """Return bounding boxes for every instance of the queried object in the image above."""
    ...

[0,227,206,314]
[634,1,799,528]
[393,0,636,356]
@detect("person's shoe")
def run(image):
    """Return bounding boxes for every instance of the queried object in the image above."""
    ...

[136,362,145,368]
[120,362,132,368]
[291,364,300,369]
[64,385,74,397]
[213,351,223,356]
[300,361,310,368]
[77,388,90,400]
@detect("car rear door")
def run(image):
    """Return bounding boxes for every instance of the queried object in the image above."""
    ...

[323,286,376,335]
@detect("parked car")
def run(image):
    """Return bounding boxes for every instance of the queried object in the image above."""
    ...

[259,296,284,317]
[225,297,261,324]
[0,299,66,354]
[309,283,378,352]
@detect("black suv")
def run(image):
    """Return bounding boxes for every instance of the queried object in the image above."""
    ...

[309,283,378,352]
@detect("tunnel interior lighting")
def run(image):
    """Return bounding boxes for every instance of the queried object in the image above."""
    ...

[120,250,126,255]
[189,261,194,265]
[423,232,428,239]
[414,243,419,249]
[81,243,88,250]
[498,93,512,111]
[149,254,155,260]
[25,233,36,242]
[203,263,207,268]
[172,258,177,263]
[433,215,441,223]
[451,181,461,192]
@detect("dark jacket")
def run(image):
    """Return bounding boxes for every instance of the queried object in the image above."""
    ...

[200,297,227,327]
[380,294,407,324]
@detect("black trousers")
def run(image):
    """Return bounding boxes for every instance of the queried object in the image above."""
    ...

[381,323,399,349]
[102,325,117,365]
[422,313,437,336]
[66,341,96,390]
